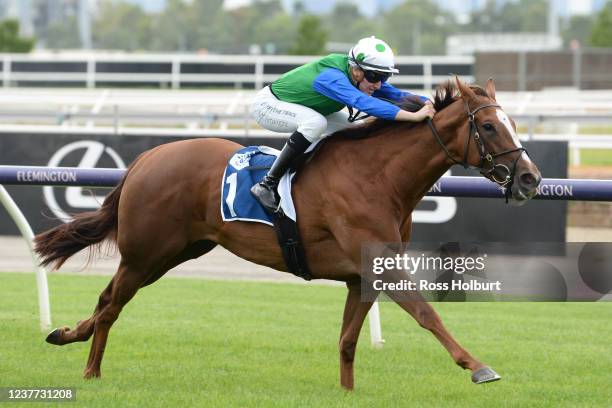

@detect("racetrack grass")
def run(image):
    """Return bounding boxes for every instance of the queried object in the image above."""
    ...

[572,149,612,167]
[1,272,610,407]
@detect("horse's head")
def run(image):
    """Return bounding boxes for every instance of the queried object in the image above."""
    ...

[451,77,542,205]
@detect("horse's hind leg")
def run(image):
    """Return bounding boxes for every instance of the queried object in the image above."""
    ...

[83,260,147,379]
[82,240,218,378]
[46,240,217,346]
[338,281,374,390]
[46,278,115,346]
[140,240,217,288]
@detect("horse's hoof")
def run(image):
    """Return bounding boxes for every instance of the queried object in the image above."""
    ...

[83,369,101,379]
[45,328,63,345]
[471,367,501,384]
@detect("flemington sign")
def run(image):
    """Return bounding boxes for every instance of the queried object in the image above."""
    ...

[4,167,603,201]
[427,177,612,201]
[15,169,78,184]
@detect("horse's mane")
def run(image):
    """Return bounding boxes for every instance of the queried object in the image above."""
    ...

[332,81,490,140]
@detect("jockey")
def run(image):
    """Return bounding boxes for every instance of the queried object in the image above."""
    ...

[250,36,436,213]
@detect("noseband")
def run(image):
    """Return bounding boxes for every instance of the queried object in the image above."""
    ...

[427,101,528,190]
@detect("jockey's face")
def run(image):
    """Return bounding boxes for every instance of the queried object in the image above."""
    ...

[350,66,382,95]
[359,74,383,95]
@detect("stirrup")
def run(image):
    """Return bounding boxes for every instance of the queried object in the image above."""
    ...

[251,182,281,213]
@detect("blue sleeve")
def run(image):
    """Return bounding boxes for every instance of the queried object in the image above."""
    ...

[374,82,430,103]
[312,68,400,120]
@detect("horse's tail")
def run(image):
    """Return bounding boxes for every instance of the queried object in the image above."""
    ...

[34,165,132,270]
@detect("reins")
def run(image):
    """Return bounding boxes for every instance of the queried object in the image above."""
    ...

[344,93,527,200]
[426,100,528,200]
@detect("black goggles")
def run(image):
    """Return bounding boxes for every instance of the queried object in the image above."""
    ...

[363,69,391,83]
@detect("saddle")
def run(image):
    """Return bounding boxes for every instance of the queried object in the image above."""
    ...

[269,142,328,282]
[221,145,329,281]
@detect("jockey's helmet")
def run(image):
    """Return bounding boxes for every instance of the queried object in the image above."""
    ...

[348,36,399,74]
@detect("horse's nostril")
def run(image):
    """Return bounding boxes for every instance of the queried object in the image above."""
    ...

[520,172,539,188]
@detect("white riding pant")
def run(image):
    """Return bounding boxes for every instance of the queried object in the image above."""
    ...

[250,86,358,143]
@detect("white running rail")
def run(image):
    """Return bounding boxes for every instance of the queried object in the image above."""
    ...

[0,185,51,331]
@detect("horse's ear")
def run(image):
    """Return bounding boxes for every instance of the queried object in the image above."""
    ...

[455,75,476,101]
[486,77,496,101]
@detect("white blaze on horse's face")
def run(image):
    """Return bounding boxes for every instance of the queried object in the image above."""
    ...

[495,109,532,164]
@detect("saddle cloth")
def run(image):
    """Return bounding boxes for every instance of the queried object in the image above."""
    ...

[221,146,297,225]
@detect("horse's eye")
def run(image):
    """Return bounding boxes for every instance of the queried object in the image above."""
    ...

[482,123,494,132]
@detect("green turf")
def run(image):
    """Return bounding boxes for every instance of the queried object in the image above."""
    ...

[572,149,612,166]
[0,272,610,407]
[579,125,612,136]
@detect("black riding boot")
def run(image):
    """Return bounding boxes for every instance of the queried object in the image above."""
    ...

[251,131,311,213]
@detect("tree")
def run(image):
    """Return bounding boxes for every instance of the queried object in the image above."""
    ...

[323,3,378,44]
[468,0,547,33]
[561,15,595,47]
[46,17,81,49]
[382,0,455,55]
[0,19,35,52]
[150,0,196,51]
[253,14,295,54]
[289,14,327,55]
[92,2,153,51]
[467,0,497,32]
[187,0,225,52]
[200,0,291,54]
[498,0,547,32]
[590,2,612,47]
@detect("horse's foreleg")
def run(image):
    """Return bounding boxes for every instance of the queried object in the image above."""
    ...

[83,261,145,379]
[397,300,482,369]
[339,281,374,390]
[380,269,499,382]
[394,300,500,383]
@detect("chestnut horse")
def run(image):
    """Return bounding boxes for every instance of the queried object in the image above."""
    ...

[34,78,541,389]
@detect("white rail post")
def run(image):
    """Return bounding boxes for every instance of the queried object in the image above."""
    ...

[171,57,180,90]
[368,301,384,348]
[423,58,433,91]
[2,55,11,88]
[254,57,264,91]
[0,185,51,331]
[569,122,580,166]
[86,56,95,89]
[518,51,527,92]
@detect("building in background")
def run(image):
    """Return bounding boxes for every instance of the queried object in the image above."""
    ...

[0,0,97,49]
[446,33,562,55]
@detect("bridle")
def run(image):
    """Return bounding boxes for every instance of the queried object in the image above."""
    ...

[427,100,528,192]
